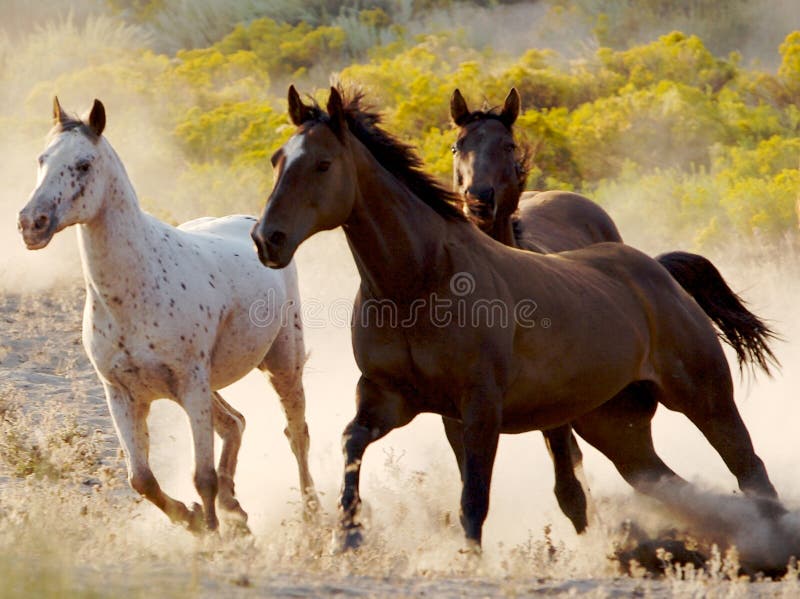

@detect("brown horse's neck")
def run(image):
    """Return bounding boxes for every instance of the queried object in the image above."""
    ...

[342,141,459,300]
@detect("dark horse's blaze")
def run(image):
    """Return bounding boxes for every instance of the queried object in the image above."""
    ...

[253,85,784,550]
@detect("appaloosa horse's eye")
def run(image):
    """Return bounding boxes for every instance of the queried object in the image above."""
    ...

[76,160,91,174]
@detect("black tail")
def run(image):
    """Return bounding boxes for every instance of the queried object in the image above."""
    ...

[656,251,779,375]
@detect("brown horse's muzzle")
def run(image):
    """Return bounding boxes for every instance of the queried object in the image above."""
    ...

[251,222,292,269]
[18,204,58,250]
[465,186,496,226]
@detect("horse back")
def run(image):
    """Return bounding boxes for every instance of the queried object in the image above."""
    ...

[516,191,622,252]
[563,243,729,383]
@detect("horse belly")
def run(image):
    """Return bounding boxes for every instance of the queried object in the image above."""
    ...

[208,315,278,390]
[500,360,639,434]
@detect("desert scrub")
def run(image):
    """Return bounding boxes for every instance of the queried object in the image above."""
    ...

[0,388,106,483]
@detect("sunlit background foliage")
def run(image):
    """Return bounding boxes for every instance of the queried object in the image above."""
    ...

[1,0,798,253]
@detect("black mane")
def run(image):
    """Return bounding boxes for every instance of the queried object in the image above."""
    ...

[304,88,466,222]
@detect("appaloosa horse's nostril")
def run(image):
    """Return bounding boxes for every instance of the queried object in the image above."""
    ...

[33,214,50,231]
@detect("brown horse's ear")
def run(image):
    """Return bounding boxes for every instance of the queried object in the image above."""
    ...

[500,88,520,128]
[53,96,68,124]
[450,89,470,125]
[85,99,106,137]
[326,86,346,142]
[288,85,312,126]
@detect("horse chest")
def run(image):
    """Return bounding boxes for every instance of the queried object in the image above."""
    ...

[83,301,204,400]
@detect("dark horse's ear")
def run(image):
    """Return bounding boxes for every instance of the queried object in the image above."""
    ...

[326,86,346,142]
[450,89,470,126]
[288,85,312,126]
[53,96,69,124]
[500,88,520,128]
[85,99,106,137]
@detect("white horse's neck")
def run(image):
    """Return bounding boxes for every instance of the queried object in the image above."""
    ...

[77,142,162,303]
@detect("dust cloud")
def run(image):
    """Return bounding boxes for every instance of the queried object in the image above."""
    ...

[1,1,799,586]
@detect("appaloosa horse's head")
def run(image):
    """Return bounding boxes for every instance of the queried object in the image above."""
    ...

[18,98,108,249]
[450,88,528,228]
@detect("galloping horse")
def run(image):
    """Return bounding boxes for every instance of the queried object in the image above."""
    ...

[448,87,779,533]
[252,86,783,550]
[18,99,318,533]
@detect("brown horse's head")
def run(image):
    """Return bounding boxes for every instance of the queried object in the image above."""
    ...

[18,97,107,249]
[450,88,528,229]
[252,86,358,268]
[253,85,463,268]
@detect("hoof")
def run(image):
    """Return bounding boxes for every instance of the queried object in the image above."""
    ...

[219,497,249,525]
[186,502,206,534]
[302,495,321,525]
[226,518,252,538]
[459,539,482,557]
[331,525,364,553]
[755,497,788,522]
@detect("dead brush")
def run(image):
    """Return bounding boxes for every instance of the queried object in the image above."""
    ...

[0,385,105,482]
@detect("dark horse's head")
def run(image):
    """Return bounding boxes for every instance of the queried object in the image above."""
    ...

[450,88,529,230]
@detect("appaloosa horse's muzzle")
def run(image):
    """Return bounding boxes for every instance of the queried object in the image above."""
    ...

[18,202,58,250]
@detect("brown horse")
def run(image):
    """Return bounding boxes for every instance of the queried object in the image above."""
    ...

[252,86,784,550]
[448,87,779,534]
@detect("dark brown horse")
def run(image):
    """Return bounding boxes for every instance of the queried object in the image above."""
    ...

[448,87,779,534]
[252,86,784,550]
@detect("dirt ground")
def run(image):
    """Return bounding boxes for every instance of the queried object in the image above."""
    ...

[0,268,799,597]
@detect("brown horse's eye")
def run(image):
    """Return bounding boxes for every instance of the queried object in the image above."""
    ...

[505,143,517,153]
[317,160,331,172]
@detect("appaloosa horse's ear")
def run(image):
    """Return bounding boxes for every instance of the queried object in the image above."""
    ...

[450,89,470,125]
[288,85,311,126]
[86,99,106,137]
[500,88,521,128]
[53,96,68,124]
[326,86,346,141]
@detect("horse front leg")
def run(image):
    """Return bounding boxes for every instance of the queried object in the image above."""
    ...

[459,386,502,549]
[442,416,466,481]
[336,376,416,551]
[104,383,203,532]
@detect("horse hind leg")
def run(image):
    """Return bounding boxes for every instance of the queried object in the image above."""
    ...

[573,382,689,499]
[667,375,785,519]
[543,425,590,534]
[212,391,249,530]
[260,321,318,518]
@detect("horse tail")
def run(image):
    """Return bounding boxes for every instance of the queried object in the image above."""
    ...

[656,250,780,376]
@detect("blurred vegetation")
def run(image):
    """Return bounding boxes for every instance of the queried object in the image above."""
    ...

[0,0,797,252]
